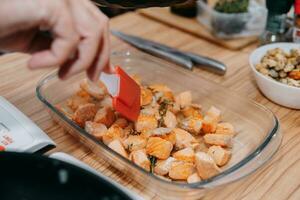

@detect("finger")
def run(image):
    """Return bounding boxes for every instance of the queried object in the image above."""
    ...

[28,0,79,69]
[89,24,110,82]
[81,0,112,78]
[58,55,77,79]
[61,0,102,79]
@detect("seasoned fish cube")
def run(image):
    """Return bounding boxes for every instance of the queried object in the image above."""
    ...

[154,157,176,176]
[146,137,173,159]
[173,128,196,150]
[72,103,97,127]
[102,124,125,145]
[195,152,220,179]
[80,79,107,100]
[108,139,128,158]
[85,121,107,140]
[207,145,231,167]
[168,161,194,180]
[181,116,203,135]
[175,91,192,108]
[135,114,157,132]
[204,134,233,147]
[130,149,150,171]
[173,147,195,163]
[141,87,153,106]
[215,122,235,136]
[187,173,201,184]
[163,111,177,129]
[123,135,147,151]
[94,107,116,127]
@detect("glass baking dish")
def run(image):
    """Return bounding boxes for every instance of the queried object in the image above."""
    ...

[36,50,281,200]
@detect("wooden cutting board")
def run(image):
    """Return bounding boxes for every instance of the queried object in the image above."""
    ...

[138,8,258,50]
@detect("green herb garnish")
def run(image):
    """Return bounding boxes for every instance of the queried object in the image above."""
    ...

[158,99,171,127]
[148,155,157,173]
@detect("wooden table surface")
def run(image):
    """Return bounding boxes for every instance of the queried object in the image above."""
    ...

[1,12,300,200]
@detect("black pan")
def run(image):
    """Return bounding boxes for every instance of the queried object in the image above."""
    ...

[0,152,135,200]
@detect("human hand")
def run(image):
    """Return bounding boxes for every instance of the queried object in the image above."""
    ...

[0,0,110,81]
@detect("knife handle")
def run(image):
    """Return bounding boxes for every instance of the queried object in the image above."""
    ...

[186,52,227,75]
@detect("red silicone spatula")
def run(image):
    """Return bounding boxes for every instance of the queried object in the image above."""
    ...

[100,66,140,121]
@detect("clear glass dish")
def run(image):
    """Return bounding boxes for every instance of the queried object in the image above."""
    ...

[36,51,281,200]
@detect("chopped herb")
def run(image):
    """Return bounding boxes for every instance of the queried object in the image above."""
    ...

[129,129,140,135]
[158,99,171,127]
[148,155,157,173]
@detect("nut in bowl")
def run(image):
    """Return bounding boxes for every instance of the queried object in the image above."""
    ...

[249,43,300,109]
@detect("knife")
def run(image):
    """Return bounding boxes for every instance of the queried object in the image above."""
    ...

[111,30,226,75]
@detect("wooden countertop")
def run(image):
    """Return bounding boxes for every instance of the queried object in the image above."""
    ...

[1,12,300,200]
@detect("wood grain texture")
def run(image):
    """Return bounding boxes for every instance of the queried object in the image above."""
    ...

[138,8,258,50]
[0,12,299,200]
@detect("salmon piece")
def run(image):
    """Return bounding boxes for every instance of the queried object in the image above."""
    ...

[215,122,236,136]
[135,114,157,132]
[99,96,113,108]
[187,173,201,184]
[202,116,218,134]
[67,94,91,111]
[160,91,175,103]
[141,88,153,106]
[129,149,150,171]
[123,135,147,151]
[169,102,180,114]
[181,117,203,135]
[94,107,116,127]
[173,128,196,150]
[150,127,173,137]
[140,107,159,117]
[154,157,176,176]
[181,106,202,118]
[192,142,209,153]
[164,111,177,129]
[108,139,128,158]
[149,84,174,102]
[72,103,97,127]
[173,147,195,163]
[161,131,176,145]
[80,79,107,100]
[85,121,107,140]
[102,124,125,145]
[195,152,220,179]
[168,161,194,181]
[204,134,233,147]
[113,118,128,129]
[205,106,221,122]
[207,145,231,167]
[175,91,192,108]
[146,137,173,159]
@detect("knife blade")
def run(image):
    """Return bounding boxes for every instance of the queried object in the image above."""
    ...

[111,30,226,75]
[111,30,193,69]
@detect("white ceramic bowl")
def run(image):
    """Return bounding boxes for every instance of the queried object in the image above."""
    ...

[249,43,300,109]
